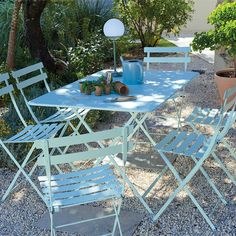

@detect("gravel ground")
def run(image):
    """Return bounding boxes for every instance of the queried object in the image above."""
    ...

[0,55,236,236]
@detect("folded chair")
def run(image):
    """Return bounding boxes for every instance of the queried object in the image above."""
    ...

[184,86,236,178]
[0,73,64,202]
[35,126,134,236]
[143,87,236,230]
[144,47,192,129]
[11,62,89,136]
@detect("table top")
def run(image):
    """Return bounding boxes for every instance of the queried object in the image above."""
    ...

[29,70,199,113]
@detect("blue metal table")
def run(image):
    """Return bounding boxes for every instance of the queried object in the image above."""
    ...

[29,70,199,215]
[29,70,199,144]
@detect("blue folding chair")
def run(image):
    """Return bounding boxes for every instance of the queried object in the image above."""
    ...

[144,47,192,129]
[143,87,236,230]
[11,62,89,136]
[184,86,236,179]
[35,126,134,236]
[0,73,64,202]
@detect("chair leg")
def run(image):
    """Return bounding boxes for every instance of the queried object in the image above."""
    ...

[172,96,185,130]
[212,152,236,185]
[1,143,45,203]
[49,210,56,236]
[142,165,169,198]
[153,151,216,231]
[109,155,154,215]
[191,156,227,204]
[111,198,123,236]
[222,139,236,162]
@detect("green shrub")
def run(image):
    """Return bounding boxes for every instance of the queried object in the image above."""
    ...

[192,0,236,76]
[76,0,114,39]
[42,0,79,50]
[114,0,194,47]
[0,94,33,169]
[0,1,114,169]
[68,32,113,77]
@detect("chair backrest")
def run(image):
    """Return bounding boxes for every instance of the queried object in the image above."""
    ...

[11,62,51,123]
[0,73,27,127]
[36,126,133,167]
[144,47,191,71]
[35,126,133,203]
[200,90,236,160]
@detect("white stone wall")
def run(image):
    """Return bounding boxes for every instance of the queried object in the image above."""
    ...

[181,0,217,34]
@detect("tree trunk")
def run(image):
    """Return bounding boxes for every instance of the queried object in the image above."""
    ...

[6,0,23,70]
[23,0,67,73]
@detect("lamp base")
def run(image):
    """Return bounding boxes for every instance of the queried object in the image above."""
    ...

[112,71,122,77]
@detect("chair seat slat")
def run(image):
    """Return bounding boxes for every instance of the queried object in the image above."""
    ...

[155,130,178,149]
[23,124,54,141]
[174,133,198,153]
[51,187,122,207]
[42,175,117,194]
[50,181,120,200]
[38,164,110,181]
[6,125,38,142]
[40,169,114,187]
[185,135,206,156]
[5,124,63,143]
[164,132,187,151]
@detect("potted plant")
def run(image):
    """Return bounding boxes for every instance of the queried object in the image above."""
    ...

[82,81,93,95]
[105,84,111,95]
[94,82,104,96]
[79,81,84,93]
[191,0,236,103]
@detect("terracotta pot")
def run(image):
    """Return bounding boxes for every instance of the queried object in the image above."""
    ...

[114,82,129,96]
[85,89,91,95]
[95,86,102,96]
[105,85,111,95]
[79,82,84,93]
[214,68,236,104]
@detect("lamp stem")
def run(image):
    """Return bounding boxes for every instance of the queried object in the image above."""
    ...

[113,39,117,73]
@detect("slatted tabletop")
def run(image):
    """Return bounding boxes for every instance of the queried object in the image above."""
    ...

[29,70,199,113]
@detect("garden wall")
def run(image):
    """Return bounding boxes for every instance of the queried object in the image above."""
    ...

[181,0,217,34]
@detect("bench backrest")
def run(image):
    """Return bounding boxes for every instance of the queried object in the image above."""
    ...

[144,47,191,71]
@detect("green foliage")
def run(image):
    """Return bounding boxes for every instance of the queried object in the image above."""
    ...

[192,1,236,55]
[76,0,114,39]
[192,0,236,74]
[0,1,115,169]
[0,0,24,63]
[41,0,114,50]
[68,32,113,76]
[42,0,79,50]
[85,110,112,129]
[0,93,34,169]
[114,0,194,47]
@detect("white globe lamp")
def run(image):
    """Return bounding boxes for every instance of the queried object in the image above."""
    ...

[103,19,125,76]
